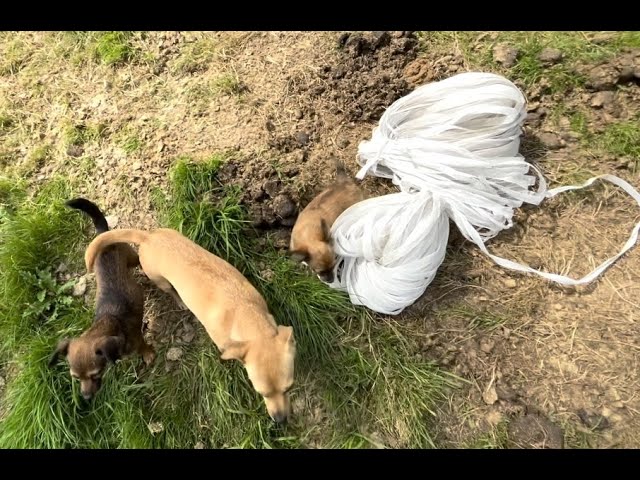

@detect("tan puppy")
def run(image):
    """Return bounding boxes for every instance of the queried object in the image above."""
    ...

[50,198,155,400]
[290,160,365,282]
[83,228,296,423]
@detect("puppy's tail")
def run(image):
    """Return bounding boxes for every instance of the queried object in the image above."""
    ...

[85,229,149,273]
[66,198,109,234]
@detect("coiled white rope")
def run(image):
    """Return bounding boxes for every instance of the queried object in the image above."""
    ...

[328,72,640,315]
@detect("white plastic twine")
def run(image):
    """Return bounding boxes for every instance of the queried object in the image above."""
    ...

[328,72,640,315]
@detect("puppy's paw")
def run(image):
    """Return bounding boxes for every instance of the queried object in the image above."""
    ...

[142,345,156,366]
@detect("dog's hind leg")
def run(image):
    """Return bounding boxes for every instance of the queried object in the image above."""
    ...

[138,338,156,365]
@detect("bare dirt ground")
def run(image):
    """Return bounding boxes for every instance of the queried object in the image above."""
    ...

[1,31,639,448]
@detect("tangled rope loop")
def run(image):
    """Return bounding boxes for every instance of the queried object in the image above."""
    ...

[328,72,640,315]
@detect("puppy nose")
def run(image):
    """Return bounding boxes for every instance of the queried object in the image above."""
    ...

[82,392,93,400]
[319,272,334,283]
[272,412,288,424]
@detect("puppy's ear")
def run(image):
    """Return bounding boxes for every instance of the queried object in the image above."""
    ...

[277,325,295,345]
[290,249,309,263]
[220,340,249,362]
[95,336,124,364]
[320,219,332,242]
[49,339,70,367]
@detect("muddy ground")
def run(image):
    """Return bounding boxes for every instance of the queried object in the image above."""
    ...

[1,31,639,448]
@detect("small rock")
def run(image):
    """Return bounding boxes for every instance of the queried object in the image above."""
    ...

[539,132,562,150]
[507,414,564,449]
[503,278,518,288]
[338,32,350,48]
[332,66,346,79]
[525,111,544,126]
[132,162,142,171]
[271,229,291,249]
[585,65,618,91]
[72,276,87,297]
[265,119,275,132]
[157,142,165,153]
[480,338,495,354]
[166,347,183,361]
[283,166,299,178]
[262,179,281,198]
[591,33,615,44]
[496,382,518,401]
[182,326,196,344]
[337,138,350,149]
[483,385,499,405]
[294,131,310,146]
[272,194,297,219]
[609,413,624,424]
[104,215,119,229]
[294,110,304,120]
[56,263,68,274]
[485,410,503,426]
[280,217,297,227]
[67,144,84,157]
[260,269,275,282]
[601,406,613,418]
[577,408,610,431]
[493,44,519,68]
[538,48,563,64]
[397,37,417,53]
[148,422,164,434]
[194,442,205,449]
[634,67,640,79]
[591,91,615,108]
[372,31,391,49]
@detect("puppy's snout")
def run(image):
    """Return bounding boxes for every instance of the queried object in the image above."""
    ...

[81,390,93,401]
[318,271,334,283]
[271,411,288,424]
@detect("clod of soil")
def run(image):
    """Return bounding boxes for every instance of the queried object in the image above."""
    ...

[493,44,519,68]
[507,413,564,449]
[538,48,563,65]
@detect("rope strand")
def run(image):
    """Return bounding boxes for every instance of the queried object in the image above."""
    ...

[327,72,640,315]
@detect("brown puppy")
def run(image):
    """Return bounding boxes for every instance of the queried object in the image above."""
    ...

[49,198,155,400]
[83,228,296,423]
[290,160,365,282]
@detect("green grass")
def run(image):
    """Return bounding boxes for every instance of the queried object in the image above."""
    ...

[0,155,457,448]
[185,74,247,113]
[597,119,640,161]
[0,38,29,75]
[63,123,107,147]
[119,135,142,153]
[436,303,507,331]
[93,32,135,66]
[0,178,88,360]
[465,420,509,449]
[417,31,639,94]
[171,38,218,74]
[52,32,139,67]
[0,114,14,132]
[212,73,247,96]
[568,111,640,171]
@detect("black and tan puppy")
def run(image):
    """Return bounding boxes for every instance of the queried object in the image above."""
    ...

[290,160,365,282]
[49,198,154,400]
